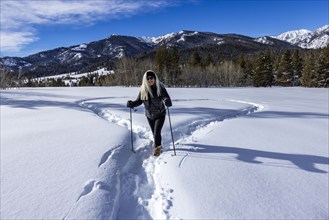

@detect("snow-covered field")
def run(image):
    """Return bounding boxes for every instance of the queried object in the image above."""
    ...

[33,68,113,86]
[1,87,328,219]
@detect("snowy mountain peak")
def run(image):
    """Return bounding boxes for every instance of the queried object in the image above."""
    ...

[140,32,179,44]
[275,29,312,41]
[272,25,329,49]
[315,25,329,34]
[71,44,87,51]
[254,36,274,45]
[107,34,119,38]
[140,30,200,45]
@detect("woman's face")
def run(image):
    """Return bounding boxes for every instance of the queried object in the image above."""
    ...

[147,76,155,86]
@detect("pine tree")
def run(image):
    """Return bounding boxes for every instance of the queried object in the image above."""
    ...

[204,53,213,66]
[156,44,168,74]
[253,51,273,87]
[277,50,293,86]
[291,50,303,86]
[316,46,329,87]
[169,45,180,85]
[189,50,202,66]
[237,53,246,85]
[301,53,317,87]
[237,53,253,86]
[245,60,254,86]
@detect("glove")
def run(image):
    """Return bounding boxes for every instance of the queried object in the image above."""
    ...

[164,98,172,107]
[127,100,134,108]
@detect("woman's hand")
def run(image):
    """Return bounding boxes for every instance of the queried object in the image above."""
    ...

[127,100,134,108]
[163,98,172,107]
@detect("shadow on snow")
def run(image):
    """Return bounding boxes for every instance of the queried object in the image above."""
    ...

[174,144,329,173]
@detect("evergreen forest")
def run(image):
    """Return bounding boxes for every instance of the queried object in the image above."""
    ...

[1,45,328,88]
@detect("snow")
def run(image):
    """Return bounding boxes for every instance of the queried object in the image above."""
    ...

[315,25,329,34]
[272,25,329,49]
[254,37,274,45]
[274,29,312,42]
[2,58,18,67]
[73,52,83,60]
[214,37,225,45]
[141,32,177,44]
[140,31,199,45]
[33,68,113,86]
[1,87,328,219]
[71,44,87,51]
[177,32,198,43]
[308,34,329,49]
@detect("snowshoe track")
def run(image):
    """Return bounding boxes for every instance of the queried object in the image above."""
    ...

[64,97,264,219]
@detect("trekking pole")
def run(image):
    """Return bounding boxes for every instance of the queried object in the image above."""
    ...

[129,107,135,153]
[167,107,176,156]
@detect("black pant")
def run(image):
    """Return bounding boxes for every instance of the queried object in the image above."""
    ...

[147,115,165,147]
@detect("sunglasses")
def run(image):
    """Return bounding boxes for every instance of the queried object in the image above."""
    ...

[147,76,154,80]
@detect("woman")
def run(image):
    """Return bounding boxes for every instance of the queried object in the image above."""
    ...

[127,70,172,156]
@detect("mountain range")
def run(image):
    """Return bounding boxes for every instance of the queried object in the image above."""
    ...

[1,25,328,77]
[272,25,329,49]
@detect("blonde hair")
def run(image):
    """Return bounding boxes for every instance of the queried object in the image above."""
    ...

[140,70,163,100]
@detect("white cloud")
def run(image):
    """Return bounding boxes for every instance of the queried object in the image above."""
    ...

[0,0,175,56]
[0,31,38,53]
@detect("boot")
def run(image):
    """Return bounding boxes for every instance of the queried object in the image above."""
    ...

[153,145,162,157]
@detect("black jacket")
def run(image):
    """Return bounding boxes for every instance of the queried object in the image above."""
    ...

[132,85,172,120]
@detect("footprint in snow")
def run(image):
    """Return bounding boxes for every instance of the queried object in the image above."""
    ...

[76,180,111,202]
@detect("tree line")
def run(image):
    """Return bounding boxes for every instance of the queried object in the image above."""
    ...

[1,45,328,89]
[101,45,329,88]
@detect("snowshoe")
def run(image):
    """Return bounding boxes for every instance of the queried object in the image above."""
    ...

[153,146,162,157]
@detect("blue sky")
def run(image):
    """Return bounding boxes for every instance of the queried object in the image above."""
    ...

[1,0,328,57]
